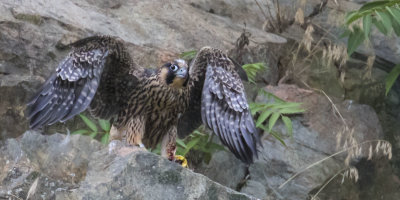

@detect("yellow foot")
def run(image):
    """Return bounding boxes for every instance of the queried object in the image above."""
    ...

[174,155,188,168]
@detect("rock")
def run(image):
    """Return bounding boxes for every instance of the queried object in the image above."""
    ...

[240,180,270,200]
[194,151,247,190]
[72,147,254,200]
[240,120,343,200]
[0,131,102,199]
[188,0,273,30]
[0,131,258,200]
[342,62,387,106]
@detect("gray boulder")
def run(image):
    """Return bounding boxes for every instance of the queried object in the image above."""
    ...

[239,84,395,200]
[0,131,258,200]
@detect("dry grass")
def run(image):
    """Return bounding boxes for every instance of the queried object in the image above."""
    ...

[302,25,314,52]
[279,139,392,188]
[365,55,375,79]
[308,137,391,200]
[295,8,305,25]
[280,82,392,198]
[252,1,392,197]
[322,43,347,68]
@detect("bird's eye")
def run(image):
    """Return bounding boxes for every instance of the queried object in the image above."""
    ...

[170,65,178,71]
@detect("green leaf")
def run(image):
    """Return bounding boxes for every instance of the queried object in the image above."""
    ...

[392,19,400,36]
[176,147,185,156]
[359,1,390,12]
[269,130,286,146]
[258,124,268,131]
[385,64,400,95]
[89,132,97,139]
[256,89,285,103]
[363,14,372,38]
[249,103,265,114]
[345,11,363,25]
[242,63,267,84]
[176,139,187,149]
[101,134,109,144]
[192,130,206,137]
[183,137,201,156]
[259,124,279,140]
[268,112,281,131]
[281,116,293,137]
[386,7,400,25]
[205,142,225,151]
[347,25,365,55]
[98,119,111,132]
[387,7,400,36]
[180,50,197,60]
[256,109,273,127]
[376,10,392,34]
[79,114,98,132]
[339,29,352,39]
[251,104,274,115]
[270,102,302,109]
[279,107,306,114]
[71,129,89,135]
[373,18,389,34]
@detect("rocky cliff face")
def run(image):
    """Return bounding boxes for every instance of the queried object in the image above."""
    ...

[0,0,284,140]
[1,0,400,200]
[0,131,257,200]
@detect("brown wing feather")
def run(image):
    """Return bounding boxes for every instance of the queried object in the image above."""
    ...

[27,35,145,129]
[179,47,259,164]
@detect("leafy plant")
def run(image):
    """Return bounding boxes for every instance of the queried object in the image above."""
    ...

[242,62,305,145]
[242,62,267,84]
[343,0,400,94]
[72,114,111,144]
[180,50,197,60]
[249,90,305,145]
[151,127,225,163]
[386,64,400,95]
[178,129,225,162]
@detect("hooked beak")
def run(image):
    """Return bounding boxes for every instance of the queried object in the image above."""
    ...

[176,67,188,79]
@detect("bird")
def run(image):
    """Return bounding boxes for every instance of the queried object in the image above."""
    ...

[26,35,260,164]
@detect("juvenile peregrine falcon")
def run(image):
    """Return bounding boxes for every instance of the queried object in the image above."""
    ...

[27,36,259,164]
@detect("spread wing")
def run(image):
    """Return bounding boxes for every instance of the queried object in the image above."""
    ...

[27,36,145,129]
[179,47,260,164]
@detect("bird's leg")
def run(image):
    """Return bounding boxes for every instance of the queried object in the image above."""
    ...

[161,126,187,167]
[109,125,124,141]
[126,116,146,148]
[108,125,125,153]
[161,130,177,161]
[109,115,145,149]
[108,123,147,156]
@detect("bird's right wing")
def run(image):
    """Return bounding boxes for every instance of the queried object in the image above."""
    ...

[178,47,260,164]
[27,36,145,129]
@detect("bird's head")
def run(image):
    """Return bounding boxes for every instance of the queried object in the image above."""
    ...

[159,59,188,88]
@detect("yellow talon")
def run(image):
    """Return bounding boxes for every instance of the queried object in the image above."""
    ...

[175,155,188,168]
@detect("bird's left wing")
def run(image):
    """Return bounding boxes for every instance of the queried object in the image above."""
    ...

[27,36,145,129]
[178,47,259,164]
